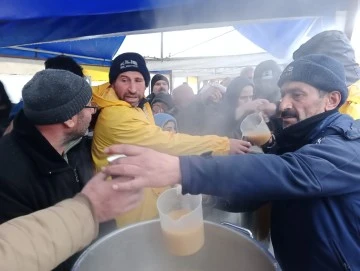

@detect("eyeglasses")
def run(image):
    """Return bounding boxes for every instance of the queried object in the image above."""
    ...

[84,101,98,114]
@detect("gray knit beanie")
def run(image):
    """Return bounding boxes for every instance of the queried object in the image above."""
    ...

[22,69,92,125]
[278,54,348,106]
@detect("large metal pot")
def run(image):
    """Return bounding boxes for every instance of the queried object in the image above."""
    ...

[202,197,271,246]
[72,220,280,271]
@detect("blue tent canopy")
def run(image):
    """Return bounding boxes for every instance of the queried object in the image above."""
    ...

[0,0,349,65]
[1,36,126,66]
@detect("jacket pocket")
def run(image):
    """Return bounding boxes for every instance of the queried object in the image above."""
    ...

[331,240,352,271]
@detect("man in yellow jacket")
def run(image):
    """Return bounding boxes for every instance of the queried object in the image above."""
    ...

[92,52,251,227]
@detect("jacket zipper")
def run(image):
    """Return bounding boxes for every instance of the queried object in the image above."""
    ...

[73,168,79,183]
[332,240,351,271]
[48,168,80,183]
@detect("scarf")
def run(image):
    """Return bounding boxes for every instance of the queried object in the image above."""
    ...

[274,110,339,154]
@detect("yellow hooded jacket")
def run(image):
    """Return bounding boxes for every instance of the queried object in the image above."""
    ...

[92,83,230,227]
[339,80,360,120]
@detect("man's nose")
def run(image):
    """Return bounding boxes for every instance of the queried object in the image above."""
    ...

[128,81,137,93]
[279,95,292,112]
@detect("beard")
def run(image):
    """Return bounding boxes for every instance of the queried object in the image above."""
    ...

[154,87,168,95]
[63,112,90,144]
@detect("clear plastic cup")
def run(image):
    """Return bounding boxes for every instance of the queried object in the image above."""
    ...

[240,112,271,147]
[157,187,204,256]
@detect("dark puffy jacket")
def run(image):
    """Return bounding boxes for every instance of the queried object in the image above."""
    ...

[0,110,115,270]
[293,30,360,86]
[180,112,360,270]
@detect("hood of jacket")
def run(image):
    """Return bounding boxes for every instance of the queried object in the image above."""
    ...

[154,113,178,129]
[293,30,360,86]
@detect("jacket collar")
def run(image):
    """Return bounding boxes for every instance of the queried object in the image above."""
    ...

[92,83,151,111]
[12,110,70,174]
[274,111,359,154]
[326,113,360,140]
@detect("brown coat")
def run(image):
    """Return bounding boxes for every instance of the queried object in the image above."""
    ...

[0,194,98,271]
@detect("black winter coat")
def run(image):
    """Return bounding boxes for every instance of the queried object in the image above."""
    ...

[0,111,114,270]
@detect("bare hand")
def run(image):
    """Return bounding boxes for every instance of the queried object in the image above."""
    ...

[81,172,143,222]
[102,145,181,191]
[229,139,251,154]
[258,102,277,118]
[242,99,270,113]
[235,99,270,120]
[200,84,225,103]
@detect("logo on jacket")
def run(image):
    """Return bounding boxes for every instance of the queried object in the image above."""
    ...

[120,60,138,69]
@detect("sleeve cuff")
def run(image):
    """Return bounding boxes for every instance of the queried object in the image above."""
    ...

[179,156,193,195]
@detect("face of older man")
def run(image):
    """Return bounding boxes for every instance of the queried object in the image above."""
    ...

[152,80,169,95]
[279,81,341,128]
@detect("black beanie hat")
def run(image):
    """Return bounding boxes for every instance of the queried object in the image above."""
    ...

[151,92,175,109]
[22,69,92,125]
[109,52,150,87]
[253,60,282,81]
[151,74,169,93]
[278,54,348,106]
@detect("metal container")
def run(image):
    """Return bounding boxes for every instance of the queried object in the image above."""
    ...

[202,197,271,247]
[72,220,280,271]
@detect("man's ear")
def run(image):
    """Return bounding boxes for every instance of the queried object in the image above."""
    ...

[63,115,77,128]
[325,91,342,111]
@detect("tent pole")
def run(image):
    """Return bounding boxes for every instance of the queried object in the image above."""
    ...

[160,32,164,60]
[169,70,173,93]
[344,0,359,39]
[7,46,112,62]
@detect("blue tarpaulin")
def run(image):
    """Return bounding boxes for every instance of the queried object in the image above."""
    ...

[0,0,349,65]
[1,36,126,66]
[235,18,319,59]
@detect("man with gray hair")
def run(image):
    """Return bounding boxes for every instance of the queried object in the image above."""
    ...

[0,69,114,270]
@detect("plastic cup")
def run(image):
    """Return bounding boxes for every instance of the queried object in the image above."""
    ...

[240,112,271,146]
[157,187,204,256]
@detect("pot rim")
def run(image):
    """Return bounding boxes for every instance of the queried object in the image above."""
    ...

[72,219,281,271]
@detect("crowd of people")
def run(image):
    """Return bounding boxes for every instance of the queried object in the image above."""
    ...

[0,30,360,271]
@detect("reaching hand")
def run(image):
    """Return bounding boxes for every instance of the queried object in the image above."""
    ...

[258,102,277,119]
[229,139,252,154]
[81,171,143,222]
[102,145,181,192]
[199,84,225,103]
[235,99,270,120]
[242,99,270,113]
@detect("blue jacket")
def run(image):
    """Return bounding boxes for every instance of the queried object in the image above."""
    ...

[180,113,360,271]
